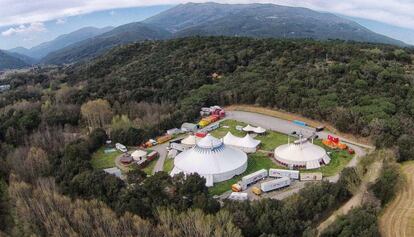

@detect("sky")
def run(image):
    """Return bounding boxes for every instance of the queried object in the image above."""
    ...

[1,0,414,49]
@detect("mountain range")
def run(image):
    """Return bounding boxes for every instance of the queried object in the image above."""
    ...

[8,26,113,59]
[1,2,408,68]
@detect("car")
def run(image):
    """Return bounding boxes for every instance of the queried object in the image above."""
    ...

[315,126,325,132]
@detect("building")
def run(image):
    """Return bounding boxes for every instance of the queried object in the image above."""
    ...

[274,139,330,169]
[171,134,248,187]
[222,132,261,153]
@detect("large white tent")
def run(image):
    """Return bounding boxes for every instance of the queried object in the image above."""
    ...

[223,132,261,153]
[274,140,330,169]
[171,134,248,186]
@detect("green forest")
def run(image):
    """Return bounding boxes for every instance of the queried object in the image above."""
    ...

[0,36,411,236]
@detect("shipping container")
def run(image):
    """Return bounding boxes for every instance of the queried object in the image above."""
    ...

[242,169,268,186]
[260,177,291,192]
[269,169,299,179]
[228,192,248,201]
[300,172,323,181]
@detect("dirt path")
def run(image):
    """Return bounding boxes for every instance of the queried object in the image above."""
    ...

[317,159,382,234]
[380,162,414,237]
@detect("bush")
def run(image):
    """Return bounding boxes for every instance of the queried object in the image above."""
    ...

[371,162,401,206]
[88,128,108,152]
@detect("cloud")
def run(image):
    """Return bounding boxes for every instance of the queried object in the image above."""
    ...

[1,22,46,36]
[0,0,414,30]
[56,18,66,24]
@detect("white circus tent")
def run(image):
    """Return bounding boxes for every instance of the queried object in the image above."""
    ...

[242,124,267,134]
[274,139,330,169]
[253,126,266,134]
[242,124,256,132]
[171,134,248,186]
[223,132,260,153]
[181,134,199,146]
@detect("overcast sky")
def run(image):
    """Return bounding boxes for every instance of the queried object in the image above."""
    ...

[1,0,414,49]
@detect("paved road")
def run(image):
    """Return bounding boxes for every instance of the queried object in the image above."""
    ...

[152,142,169,174]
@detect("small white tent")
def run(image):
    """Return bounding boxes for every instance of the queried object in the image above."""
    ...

[222,132,260,153]
[253,126,266,134]
[242,124,256,132]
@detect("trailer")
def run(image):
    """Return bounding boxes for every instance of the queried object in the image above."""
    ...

[300,172,323,181]
[293,120,307,127]
[115,143,127,153]
[269,169,299,180]
[242,169,268,187]
[261,177,291,192]
[228,192,248,201]
[147,151,159,161]
[157,134,172,144]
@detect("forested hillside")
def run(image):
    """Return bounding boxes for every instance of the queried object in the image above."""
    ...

[0,37,412,236]
[68,37,414,155]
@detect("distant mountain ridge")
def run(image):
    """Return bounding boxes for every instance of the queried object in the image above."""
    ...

[8,26,113,59]
[37,2,406,65]
[40,22,171,65]
[146,2,405,46]
[0,50,30,70]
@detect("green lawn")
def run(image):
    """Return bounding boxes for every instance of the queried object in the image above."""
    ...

[142,156,159,175]
[208,153,284,196]
[255,131,288,151]
[91,147,122,169]
[210,119,248,138]
[163,157,175,173]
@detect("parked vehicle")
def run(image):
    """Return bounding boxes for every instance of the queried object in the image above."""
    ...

[293,120,307,127]
[315,125,325,132]
[269,169,299,179]
[242,169,268,187]
[147,151,159,161]
[228,192,248,201]
[260,177,290,192]
[115,143,127,153]
[157,134,172,144]
[300,172,323,181]
[231,183,243,192]
[251,187,262,196]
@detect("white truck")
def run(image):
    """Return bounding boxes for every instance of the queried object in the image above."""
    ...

[269,169,300,180]
[228,192,248,201]
[260,177,291,192]
[242,169,268,187]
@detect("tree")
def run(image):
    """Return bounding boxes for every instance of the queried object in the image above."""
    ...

[80,99,113,130]
[88,128,108,152]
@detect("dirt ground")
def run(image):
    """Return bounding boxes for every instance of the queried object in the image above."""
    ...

[226,104,372,146]
[379,162,414,237]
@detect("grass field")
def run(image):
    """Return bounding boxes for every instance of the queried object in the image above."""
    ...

[91,147,122,169]
[209,153,284,196]
[163,157,175,173]
[210,119,247,138]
